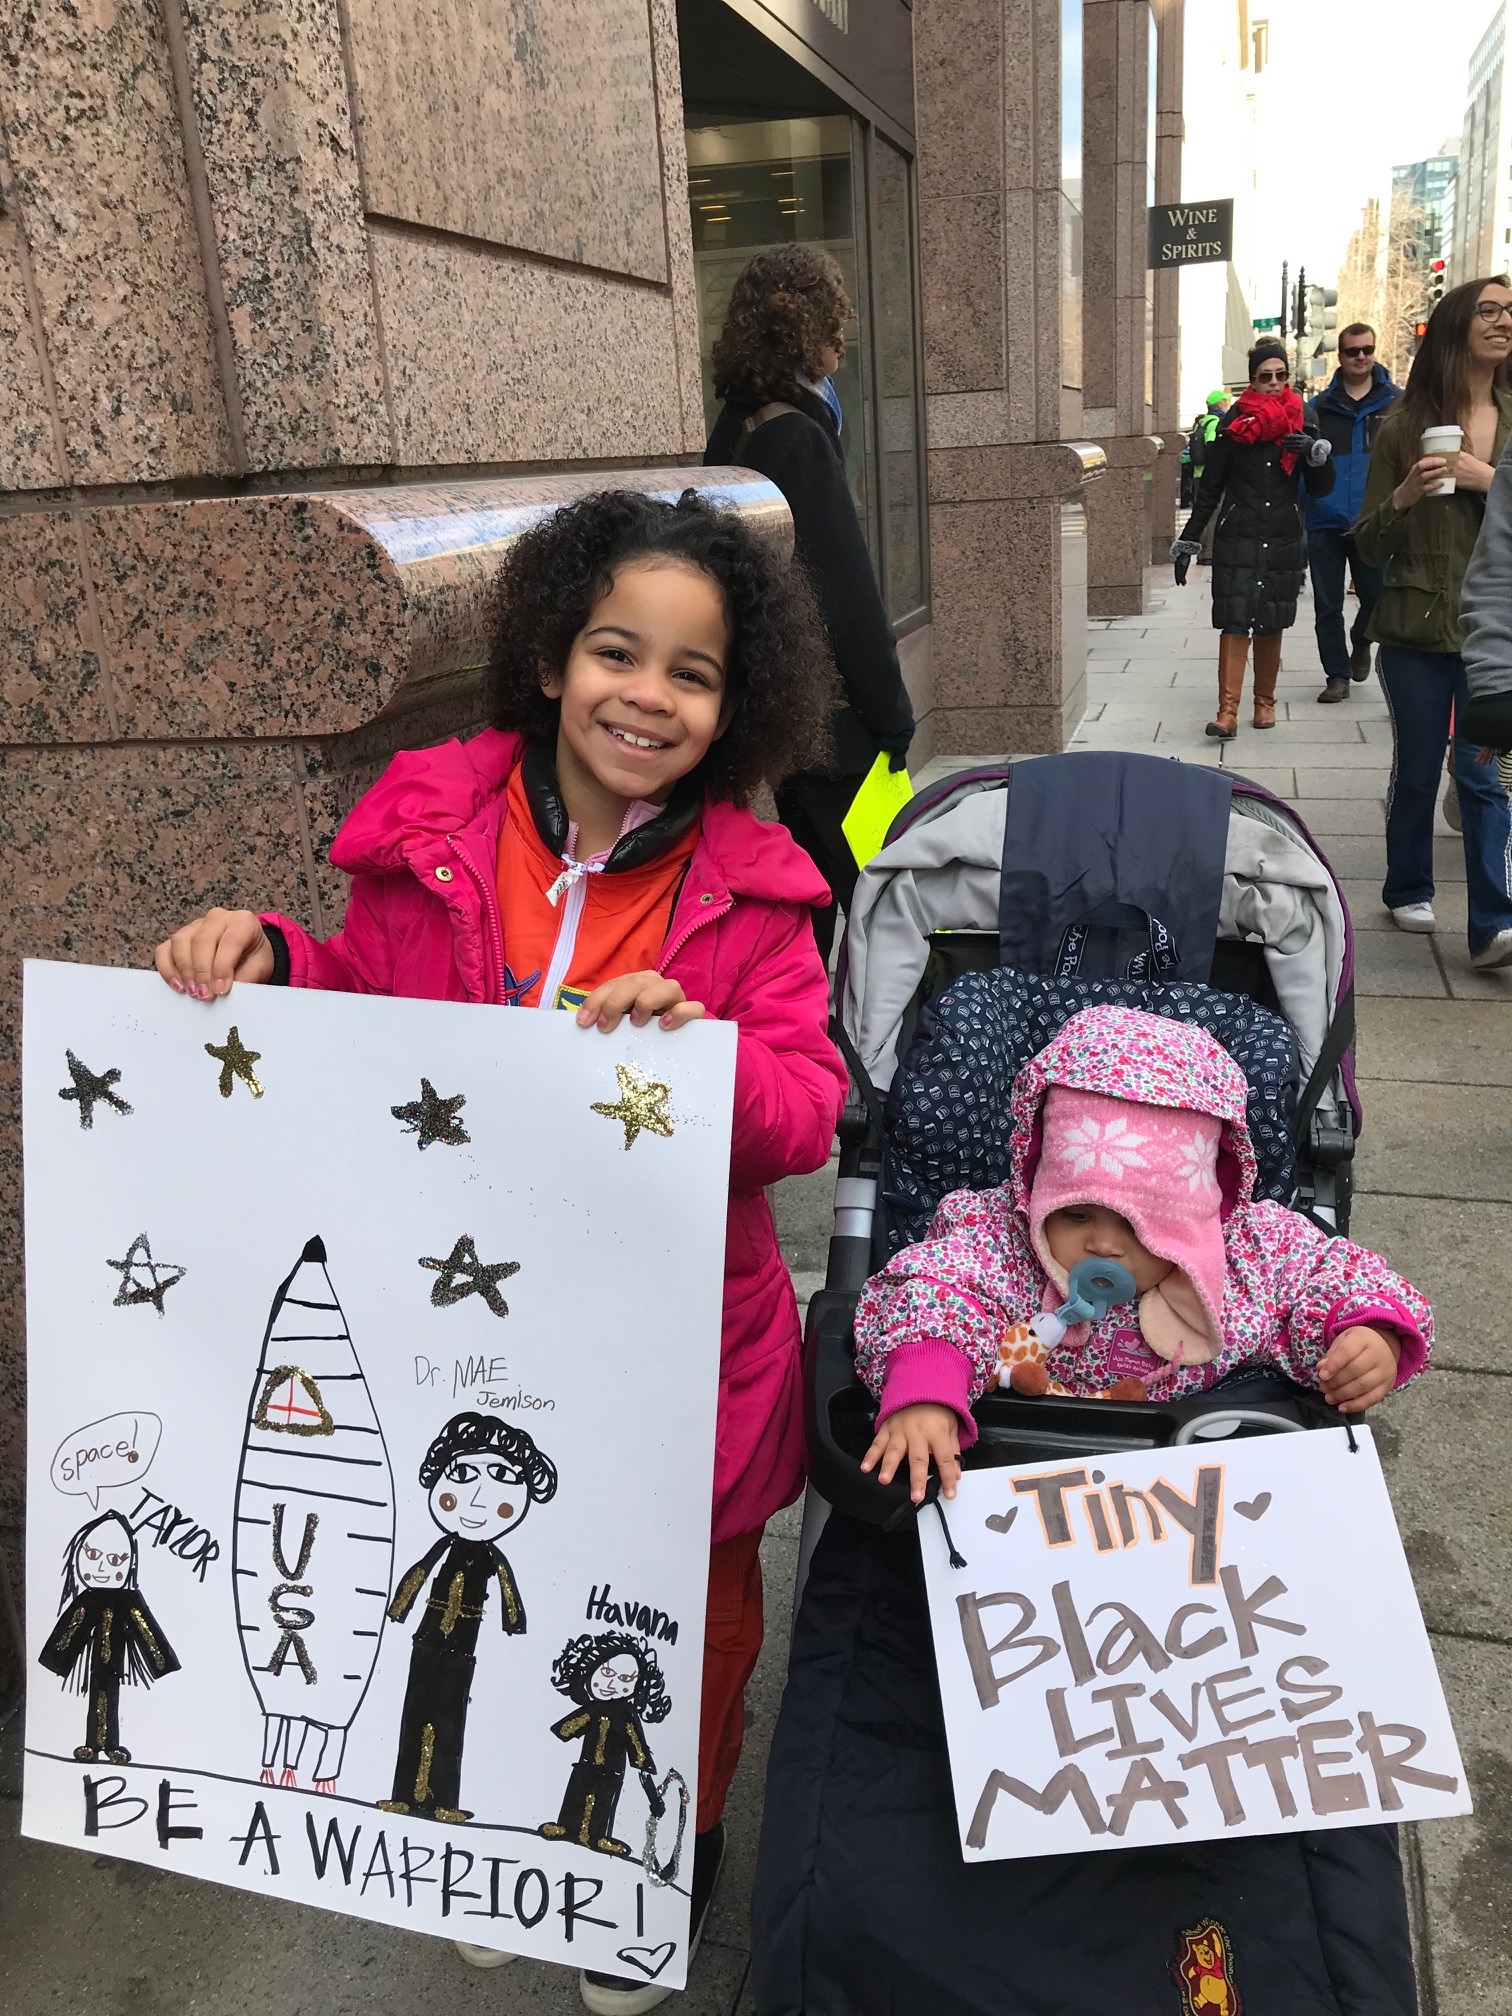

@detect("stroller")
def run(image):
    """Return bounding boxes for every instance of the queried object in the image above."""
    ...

[751,752,1417,2016]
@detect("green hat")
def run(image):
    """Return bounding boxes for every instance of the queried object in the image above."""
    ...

[1206,389,1228,409]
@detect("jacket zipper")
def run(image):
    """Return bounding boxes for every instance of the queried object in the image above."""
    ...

[446,833,507,1003]
[658,893,732,974]
[539,871,592,1008]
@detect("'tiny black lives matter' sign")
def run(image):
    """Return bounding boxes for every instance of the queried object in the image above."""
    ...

[921,1428,1469,1860]
[1147,199,1233,267]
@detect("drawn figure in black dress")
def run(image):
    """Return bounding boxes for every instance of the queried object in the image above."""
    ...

[37,1510,180,1763]
[379,1413,557,1822]
[540,1631,671,1856]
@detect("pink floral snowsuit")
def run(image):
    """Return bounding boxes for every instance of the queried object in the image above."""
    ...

[854,1007,1431,1443]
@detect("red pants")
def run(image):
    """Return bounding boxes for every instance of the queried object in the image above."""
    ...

[697,1527,765,1833]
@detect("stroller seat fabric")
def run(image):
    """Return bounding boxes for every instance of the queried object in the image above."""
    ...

[882,968,1299,1258]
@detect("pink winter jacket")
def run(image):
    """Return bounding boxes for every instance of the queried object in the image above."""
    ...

[262,729,847,1543]
[854,1007,1431,1440]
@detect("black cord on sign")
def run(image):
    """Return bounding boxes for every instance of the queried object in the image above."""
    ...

[935,1499,966,1568]
[1345,1418,1358,1453]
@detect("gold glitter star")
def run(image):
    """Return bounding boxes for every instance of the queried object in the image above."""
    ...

[205,1025,264,1100]
[591,1062,674,1151]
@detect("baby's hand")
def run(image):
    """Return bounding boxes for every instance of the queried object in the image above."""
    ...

[861,1402,962,1504]
[574,971,706,1032]
[1318,1324,1401,1414]
[155,908,273,999]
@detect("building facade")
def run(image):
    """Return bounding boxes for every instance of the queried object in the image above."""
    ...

[0,0,1167,1638]
[1453,5,1509,285]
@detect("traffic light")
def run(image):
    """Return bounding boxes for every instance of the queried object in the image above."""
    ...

[1429,258,1446,308]
[1298,283,1339,377]
[1414,321,1430,341]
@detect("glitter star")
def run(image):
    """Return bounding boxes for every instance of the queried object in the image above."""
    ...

[391,1078,470,1149]
[59,1050,132,1129]
[205,1026,264,1100]
[106,1232,186,1316]
[591,1063,674,1150]
[418,1235,520,1319]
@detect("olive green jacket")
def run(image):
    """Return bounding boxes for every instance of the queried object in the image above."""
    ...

[1355,388,1512,654]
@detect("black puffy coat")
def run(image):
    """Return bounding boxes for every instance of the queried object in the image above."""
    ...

[706,384,914,776]
[1178,418,1335,634]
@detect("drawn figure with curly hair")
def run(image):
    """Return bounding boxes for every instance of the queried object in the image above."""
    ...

[38,1510,180,1763]
[379,1414,557,1822]
[540,1631,673,1858]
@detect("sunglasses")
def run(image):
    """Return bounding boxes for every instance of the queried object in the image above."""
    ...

[1341,344,1375,358]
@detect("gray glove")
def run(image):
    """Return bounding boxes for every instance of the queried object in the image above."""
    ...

[1281,433,1332,467]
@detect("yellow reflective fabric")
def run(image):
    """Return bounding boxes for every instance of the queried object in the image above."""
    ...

[841,753,915,869]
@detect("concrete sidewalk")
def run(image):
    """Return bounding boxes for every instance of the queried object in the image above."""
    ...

[3,569,1509,2014]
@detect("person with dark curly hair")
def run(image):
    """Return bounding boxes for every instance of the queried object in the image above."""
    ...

[540,1631,673,1859]
[151,487,849,2007]
[380,1413,558,1823]
[707,245,916,959]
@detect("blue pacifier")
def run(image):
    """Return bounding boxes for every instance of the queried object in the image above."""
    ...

[1056,1256,1138,1326]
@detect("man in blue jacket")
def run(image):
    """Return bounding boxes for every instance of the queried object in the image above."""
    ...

[1305,325,1399,702]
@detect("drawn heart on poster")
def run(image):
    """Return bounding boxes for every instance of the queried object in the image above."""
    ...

[1234,1492,1272,1521]
[616,1941,677,1980]
[984,1508,1018,1534]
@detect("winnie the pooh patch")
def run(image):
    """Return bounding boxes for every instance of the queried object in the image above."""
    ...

[1171,1918,1242,2015]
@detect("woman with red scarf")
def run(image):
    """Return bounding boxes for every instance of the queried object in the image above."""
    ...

[1173,340,1335,737]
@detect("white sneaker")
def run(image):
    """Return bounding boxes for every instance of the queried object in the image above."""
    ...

[1390,903,1436,933]
[1471,929,1512,971]
[454,1941,520,1969]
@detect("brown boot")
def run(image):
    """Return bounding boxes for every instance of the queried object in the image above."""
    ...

[1252,633,1281,728]
[1206,634,1247,739]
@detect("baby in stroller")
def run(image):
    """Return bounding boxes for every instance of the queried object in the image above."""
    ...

[856,1005,1431,1504]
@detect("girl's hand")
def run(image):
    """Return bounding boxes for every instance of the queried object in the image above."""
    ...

[861,1402,962,1504]
[1318,1324,1402,1414]
[1454,452,1498,495]
[574,971,706,1033]
[154,908,273,998]
[1391,457,1448,510]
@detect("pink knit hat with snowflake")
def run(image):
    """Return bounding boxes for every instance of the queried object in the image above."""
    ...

[1028,1083,1227,1365]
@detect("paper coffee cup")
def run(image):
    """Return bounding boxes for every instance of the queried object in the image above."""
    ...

[1422,425,1464,495]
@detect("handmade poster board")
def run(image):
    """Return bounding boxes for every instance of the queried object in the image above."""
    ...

[920,1429,1469,1861]
[23,961,735,1988]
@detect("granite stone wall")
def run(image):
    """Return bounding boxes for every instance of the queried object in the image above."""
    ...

[913,0,1099,753]
[0,0,705,488]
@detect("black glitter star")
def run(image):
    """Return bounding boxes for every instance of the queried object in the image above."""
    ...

[205,1025,264,1100]
[106,1233,186,1316]
[391,1078,470,1149]
[59,1050,132,1129]
[418,1235,519,1319]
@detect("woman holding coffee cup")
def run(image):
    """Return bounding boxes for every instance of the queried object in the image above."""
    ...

[1171,340,1334,738]
[1355,275,1512,970]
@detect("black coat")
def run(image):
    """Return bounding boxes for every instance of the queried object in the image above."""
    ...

[1179,418,1335,634]
[706,385,914,777]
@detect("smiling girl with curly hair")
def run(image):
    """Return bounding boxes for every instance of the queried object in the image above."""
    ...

[153,486,849,2008]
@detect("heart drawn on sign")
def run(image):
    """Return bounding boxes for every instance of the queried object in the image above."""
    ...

[616,1943,676,1981]
[1234,1492,1272,1521]
[984,1507,1018,1535]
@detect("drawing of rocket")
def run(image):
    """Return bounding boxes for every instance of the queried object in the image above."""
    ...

[232,1236,395,1792]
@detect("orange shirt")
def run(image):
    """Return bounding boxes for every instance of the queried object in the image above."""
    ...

[494,766,700,1010]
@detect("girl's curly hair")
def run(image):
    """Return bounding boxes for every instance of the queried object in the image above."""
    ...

[550,1631,672,1722]
[487,489,837,801]
[711,244,849,402]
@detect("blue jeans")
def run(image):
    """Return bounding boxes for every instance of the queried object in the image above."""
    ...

[1378,645,1512,953]
[1309,528,1385,684]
